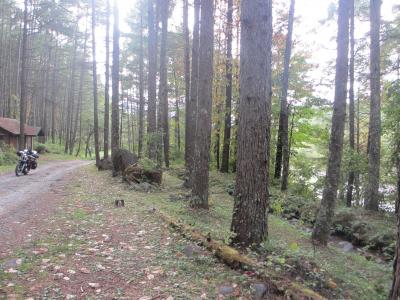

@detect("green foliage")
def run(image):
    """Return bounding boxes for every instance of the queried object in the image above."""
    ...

[34,143,47,154]
[139,157,158,171]
[0,143,17,166]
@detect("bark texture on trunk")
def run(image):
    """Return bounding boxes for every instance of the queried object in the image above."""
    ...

[185,0,200,186]
[147,0,158,160]
[230,0,272,247]
[280,0,295,191]
[103,0,110,159]
[220,0,233,173]
[138,10,145,158]
[391,149,400,299]
[365,0,381,211]
[159,0,169,168]
[346,0,355,207]
[183,0,190,162]
[91,0,100,166]
[19,0,28,150]
[312,0,350,245]
[190,0,214,209]
[111,0,120,156]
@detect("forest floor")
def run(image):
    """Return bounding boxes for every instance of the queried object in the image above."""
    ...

[0,163,392,299]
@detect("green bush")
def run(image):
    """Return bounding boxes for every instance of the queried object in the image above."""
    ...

[0,143,17,166]
[139,157,159,171]
[34,143,48,154]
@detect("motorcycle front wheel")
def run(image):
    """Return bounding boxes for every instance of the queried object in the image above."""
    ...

[15,163,24,176]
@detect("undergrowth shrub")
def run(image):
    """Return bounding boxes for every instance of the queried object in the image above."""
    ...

[0,143,17,165]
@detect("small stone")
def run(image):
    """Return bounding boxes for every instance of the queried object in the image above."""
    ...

[66,295,76,300]
[88,283,100,289]
[327,279,337,289]
[147,274,155,280]
[42,259,51,264]
[218,286,235,295]
[253,283,268,299]
[6,268,18,274]
[80,267,90,274]
[338,241,354,253]
[67,269,76,274]
[63,276,70,281]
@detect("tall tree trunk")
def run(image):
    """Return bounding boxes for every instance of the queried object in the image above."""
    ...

[92,0,100,166]
[138,9,145,158]
[231,0,272,247]
[183,0,190,162]
[190,0,214,209]
[346,0,355,207]
[70,22,88,155]
[111,0,120,156]
[365,0,381,211]
[390,145,400,299]
[159,0,169,168]
[19,0,28,150]
[147,0,158,160]
[64,21,79,154]
[312,0,350,245]
[220,0,233,173]
[280,0,295,191]
[355,94,361,205]
[185,0,200,186]
[104,0,110,159]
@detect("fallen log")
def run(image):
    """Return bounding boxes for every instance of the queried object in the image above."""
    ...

[159,213,326,300]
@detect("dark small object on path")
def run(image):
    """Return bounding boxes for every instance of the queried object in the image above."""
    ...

[114,199,125,207]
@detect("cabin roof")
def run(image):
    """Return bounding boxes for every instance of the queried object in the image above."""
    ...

[0,117,40,136]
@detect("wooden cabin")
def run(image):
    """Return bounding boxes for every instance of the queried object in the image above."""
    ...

[0,117,44,149]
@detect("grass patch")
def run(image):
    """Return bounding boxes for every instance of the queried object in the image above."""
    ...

[121,167,392,300]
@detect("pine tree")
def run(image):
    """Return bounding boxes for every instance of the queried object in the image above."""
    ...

[230,0,272,247]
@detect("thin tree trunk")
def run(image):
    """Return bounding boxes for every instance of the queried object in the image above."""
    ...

[231,0,272,247]
[281,0,296,191]
[19,0,28,150]
[365,0,381,211]
[173,67,181,153]
[346,0,355,207]
[92,0,100,166]
[147,0,158,160]
[104,0,110,159]
[185,0,200,187]
[111,0,120,156]
[183,0,190,162]
[220,0,233,173]
[138,8,145,158]
[312,0,350,245]
[215,101,222,170]
[190,0,214,208]
[159,0,169,168]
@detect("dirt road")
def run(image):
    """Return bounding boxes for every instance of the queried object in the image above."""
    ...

[0,160,90,255]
